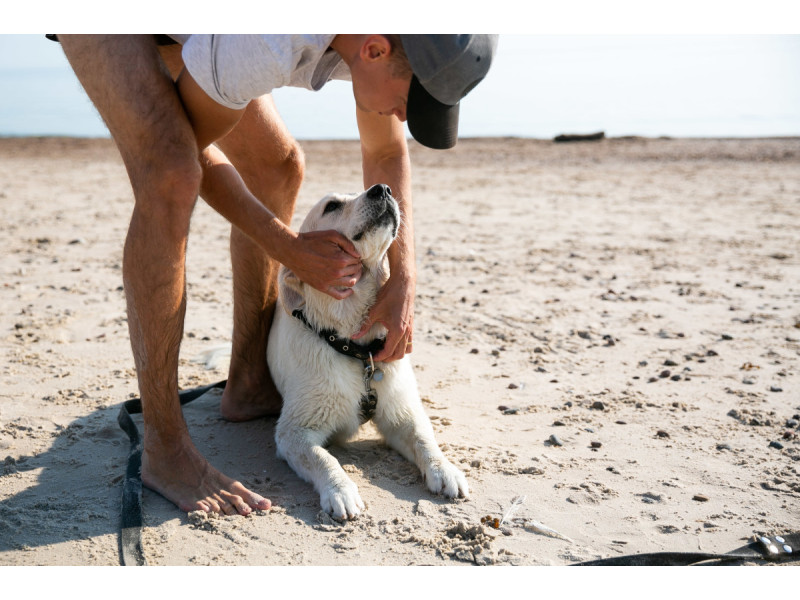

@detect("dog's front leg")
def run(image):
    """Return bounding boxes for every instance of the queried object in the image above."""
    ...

[376,404,469,500]
[276,426,365,520]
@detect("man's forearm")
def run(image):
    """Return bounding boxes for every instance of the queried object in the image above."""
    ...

[363,152,416,284]
[198,145,296,264]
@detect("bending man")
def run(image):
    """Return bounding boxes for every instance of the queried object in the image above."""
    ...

[57,34,497,515]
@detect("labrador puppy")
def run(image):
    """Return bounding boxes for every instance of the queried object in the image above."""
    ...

[268,184,468,520]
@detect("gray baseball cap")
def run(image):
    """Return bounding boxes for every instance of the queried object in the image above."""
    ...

[399,34,498,150]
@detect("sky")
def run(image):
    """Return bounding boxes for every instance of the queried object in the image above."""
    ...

[1,4,799,139]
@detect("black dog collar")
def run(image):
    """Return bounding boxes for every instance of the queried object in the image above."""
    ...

[291,309,385,360]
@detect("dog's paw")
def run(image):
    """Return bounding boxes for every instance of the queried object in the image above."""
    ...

[320,479,365,520]
[423,458,469,499]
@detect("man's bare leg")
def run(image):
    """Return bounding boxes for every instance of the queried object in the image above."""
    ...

[59,35,270,515]
[158,46,298,422]
[213,97,304,421]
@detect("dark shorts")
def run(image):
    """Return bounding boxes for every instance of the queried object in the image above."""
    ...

[46,34,178,46]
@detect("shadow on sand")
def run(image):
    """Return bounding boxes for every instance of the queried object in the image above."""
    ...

[0,390,279,561]
[0,388,450,564]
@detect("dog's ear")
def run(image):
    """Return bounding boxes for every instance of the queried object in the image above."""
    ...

[277,265,305,314]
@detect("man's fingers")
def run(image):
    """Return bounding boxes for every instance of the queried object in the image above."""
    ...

[343,263,363,280]
[293,230,363,298]
[373,330,411,362]
[335,236,361,259]
[316,229,360,260]
[326,286,355,300]
[352,314,375,339]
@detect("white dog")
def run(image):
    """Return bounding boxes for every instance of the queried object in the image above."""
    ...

[268,184,468,520]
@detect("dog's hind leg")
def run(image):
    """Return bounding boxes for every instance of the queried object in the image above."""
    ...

[374,399,469,499]
[275,425,365,520]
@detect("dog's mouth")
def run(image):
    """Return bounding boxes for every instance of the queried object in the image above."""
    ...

[351,208,398,242]
[351,184,400,243]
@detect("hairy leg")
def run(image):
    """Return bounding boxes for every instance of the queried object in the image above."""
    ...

[58,35,270,515]
[212,97,305,421]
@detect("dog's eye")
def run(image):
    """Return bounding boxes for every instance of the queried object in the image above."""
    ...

[322,200,344,215]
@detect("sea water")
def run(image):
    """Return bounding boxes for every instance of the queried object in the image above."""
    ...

[1,34,798,140]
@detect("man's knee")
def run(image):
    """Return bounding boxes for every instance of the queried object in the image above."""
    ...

[130,157,202,231]
[250,140,304,221]
[251,138,304,197]
[278,141,305,194]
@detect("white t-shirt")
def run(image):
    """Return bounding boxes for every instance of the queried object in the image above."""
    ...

[171,34,352,110]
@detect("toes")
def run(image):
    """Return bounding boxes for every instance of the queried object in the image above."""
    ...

[331,496,358,520]
[458,480,470,498]
[189,484,270,516]
[330,500,348,521]
[322,486,364,520]
[231,482,272,512]
[426,462,469,499]
[249,494,272,511]
[223,492,256,515]
[198,494,239,516]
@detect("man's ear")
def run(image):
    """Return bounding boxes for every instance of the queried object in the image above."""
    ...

[277,265,305,315]
[361,35,391,63]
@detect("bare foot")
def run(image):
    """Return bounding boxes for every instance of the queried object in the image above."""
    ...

[141,434,271,515]
[220,368,282,422]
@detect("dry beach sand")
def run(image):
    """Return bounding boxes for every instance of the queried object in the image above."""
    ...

[1,136,799,568]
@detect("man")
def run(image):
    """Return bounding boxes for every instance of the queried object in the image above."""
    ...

[57,34,497,516]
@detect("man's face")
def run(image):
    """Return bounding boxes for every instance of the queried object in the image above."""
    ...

[350,58,412,122]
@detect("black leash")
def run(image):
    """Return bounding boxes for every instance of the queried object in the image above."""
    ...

[116,380,227,566]
[573,533,799,566]
[115,309,383,566]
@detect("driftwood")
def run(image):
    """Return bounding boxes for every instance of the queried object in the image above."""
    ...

[553,131,605,143]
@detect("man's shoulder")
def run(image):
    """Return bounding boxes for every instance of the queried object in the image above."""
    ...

[180,34,341,109]
[180,34,335,55]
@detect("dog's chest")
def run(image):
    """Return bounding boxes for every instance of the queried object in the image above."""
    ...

[322,348,388,425]
[274,327,384,420]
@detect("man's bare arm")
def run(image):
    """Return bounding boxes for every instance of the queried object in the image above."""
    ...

[176,69,362,298]
[353,107,416,361]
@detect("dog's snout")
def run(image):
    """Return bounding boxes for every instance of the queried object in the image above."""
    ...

[367,184,392,200]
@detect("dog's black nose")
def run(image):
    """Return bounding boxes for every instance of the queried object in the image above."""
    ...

[366,184,392,200]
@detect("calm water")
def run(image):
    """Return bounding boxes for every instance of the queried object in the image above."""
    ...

[1,34,798,139]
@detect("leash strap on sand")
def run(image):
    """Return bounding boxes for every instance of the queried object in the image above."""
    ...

[116,380,227,566]
[573,533,800,566]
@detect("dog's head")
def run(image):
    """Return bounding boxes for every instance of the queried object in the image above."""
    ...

[300,184,399,266]
[278,184,400,335]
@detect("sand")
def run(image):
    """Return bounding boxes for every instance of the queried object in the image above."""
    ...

[1,136,798,568]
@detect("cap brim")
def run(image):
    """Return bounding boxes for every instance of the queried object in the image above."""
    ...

[406,75,460,150]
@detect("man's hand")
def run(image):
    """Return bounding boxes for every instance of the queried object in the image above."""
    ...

[287,230,363,300]
[352,273,415,362]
